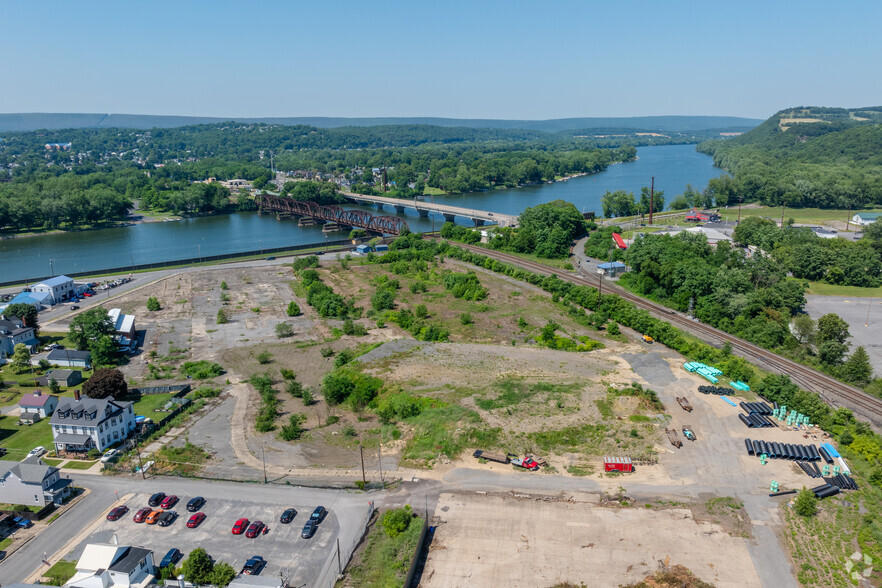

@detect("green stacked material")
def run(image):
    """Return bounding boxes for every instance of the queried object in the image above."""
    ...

[732,380,751,391]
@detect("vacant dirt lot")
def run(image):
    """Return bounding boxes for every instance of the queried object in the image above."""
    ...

[422,492,761,588]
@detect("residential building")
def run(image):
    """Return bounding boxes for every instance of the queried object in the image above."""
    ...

[0,456,72,507]
[46,349,92,368]
[852,212,882,226]
[0,317,39,356]
[31,275,76,305]
[65,543,155,588]
[19,391,59,418]
[50,394,136,455]
[37,369,83,388]
[108,309,136,344]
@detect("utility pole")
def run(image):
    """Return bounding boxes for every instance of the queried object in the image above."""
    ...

[130,253,135,273]
[846,205,852,231]
[377,442,384,486]
[648,176,655,225]
[262,443,267,484]
[49,259,55,276]
[136,444,145,479]
[781,202,786,228]
[336,538,342,575]
[737,193,743,224]
[867,297,873,327]
[359,444,366,487]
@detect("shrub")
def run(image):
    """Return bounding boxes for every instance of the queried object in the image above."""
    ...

[280,368,295,380]
[216,309,228,324]
[83,368,128,399]
[301,388,314,406]
[322,368,383,408]
[415,304,428,319]
[292,255,319,271]
[342,424,357,437]
[286,380,303,397]
[342,318,368,336]
[279,413,307,441]
[286,301,301,316]
[181,361,224,379]
[794,488,818,517]
[443,272,488,300]
[320,346,335,358]
[381,505,414,537]
[220,281,228,290]
[275,322,294,338]
[372,289,396,312]
[607,322,621,335]
[460,312,473,325]
[517,316,528,328]
[146,297,161,311]
[334,349,357,368]
[256,350,273,364]
[193,387,221,399]
[250,373,279,432]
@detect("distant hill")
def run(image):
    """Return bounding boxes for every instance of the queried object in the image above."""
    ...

[0,112,763,133]
[697,105,882,208]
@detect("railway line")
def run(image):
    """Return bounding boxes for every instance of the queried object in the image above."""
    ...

[451,242,882,428]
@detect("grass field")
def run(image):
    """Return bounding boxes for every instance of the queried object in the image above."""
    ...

[43,560,77,585]
[343,511,424,587]
[805,281,882,297]
[719,206,882,227]
[0,416,53,460]
[129,392,178,416]
[62,460,97,470]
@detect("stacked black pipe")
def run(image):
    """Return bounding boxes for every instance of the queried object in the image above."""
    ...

[739,413,777,428]
[818,446,834,464]
[823,474,858,491]
[698,385,735,395]
[740,401,773,415]
[812,483,841,499]
[744,439,821,462]
[797,461,823,478]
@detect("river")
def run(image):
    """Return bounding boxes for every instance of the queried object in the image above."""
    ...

[0,144,723,283]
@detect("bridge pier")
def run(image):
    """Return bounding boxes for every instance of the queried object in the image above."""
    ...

[394,205,406,214]
[376,203,384,210]
[473,218,485,227]
[443,213,456,224]
[417,209,429,218]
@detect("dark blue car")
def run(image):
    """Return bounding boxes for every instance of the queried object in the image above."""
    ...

[159,548,182,569]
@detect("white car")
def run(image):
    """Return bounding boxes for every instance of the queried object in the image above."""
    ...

[100,449,121,463]
[27,446,46,459]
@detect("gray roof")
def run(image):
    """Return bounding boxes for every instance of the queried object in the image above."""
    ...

[856,212,882,219]
[109,546,153,573]
[53,433,93,445]
[50,397,132,427]
[47,349,91,361]
[0,456,55,484]
[34,275,73,288]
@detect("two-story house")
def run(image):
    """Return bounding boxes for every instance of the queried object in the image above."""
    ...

[19,390,59,419]
[0,456,72,507]
[66,542,155,588]
[0,317,39,358]
[50,393,136,456]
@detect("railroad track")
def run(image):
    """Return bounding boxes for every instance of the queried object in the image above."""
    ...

[451,242,882,425]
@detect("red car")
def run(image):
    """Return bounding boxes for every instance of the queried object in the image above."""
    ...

[133,507,152,523]
[232,518,250,535]
[160,495,178,509]
[187,512,206,528]
[245,521,265,538]
[106,506,129,521]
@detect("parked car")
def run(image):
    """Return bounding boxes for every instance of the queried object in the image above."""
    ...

[100,449,121,463]
[160,495,178,509]
[301,519,318,539]
[106,506,129,521]
[26,447,46,459]
[133,507,152,523]
[265,256,276,261]
[232,518,250,535]
[245,521,265,538]
[279,508,297,524]
[241,556,266,576]
[70,305,80,310]
[145,510,164,525]
[186,497,205,512]
[187,512,206,528]
[158,510,178,527]
[148,492,166,507]
[159,548,182,569]
[310,506,327,523]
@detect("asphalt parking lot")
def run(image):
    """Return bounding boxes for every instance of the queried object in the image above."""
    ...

[804,295,882,374]
[60,478,372,587]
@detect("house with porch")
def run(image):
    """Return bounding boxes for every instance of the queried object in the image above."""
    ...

[65,542,155,588]
[0,317,40,356]
[0,456,72,507]
[50,394,136,456]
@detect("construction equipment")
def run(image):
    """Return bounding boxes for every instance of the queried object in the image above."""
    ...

[472,450,509,464]
[642,335,653,343]
[665,428,683,448]
[676,397,693,412]
[682,426,696,441]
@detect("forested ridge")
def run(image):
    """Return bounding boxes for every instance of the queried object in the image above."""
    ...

[698,106,882,208]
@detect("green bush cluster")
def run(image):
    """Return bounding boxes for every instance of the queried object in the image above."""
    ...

[250,373,279,432]
[301,268,357,319]
[385,308,450,342]
[180,361,224,379]
[443,271,488,300]
[321,367,383,410]
[192,387,221,399]
[291,255,320,271]
[381,505,414,537]
[537,321,604,352]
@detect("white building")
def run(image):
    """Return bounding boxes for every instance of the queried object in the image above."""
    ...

[50,394,136,455]
[108,308,136,344]
[31,275,76,305]
[853,212,882,226]
[0,456,72,507]
[65,543,155,588]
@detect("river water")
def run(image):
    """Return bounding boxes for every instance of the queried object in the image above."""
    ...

[0,144,723,283]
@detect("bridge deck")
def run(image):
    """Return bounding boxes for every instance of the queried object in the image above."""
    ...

[343,193,518,227]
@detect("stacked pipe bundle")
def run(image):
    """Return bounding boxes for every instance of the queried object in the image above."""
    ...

[738,413,777,428]
[818,446,835,464]
[740,401,773,415]
[823,474,859,491]
[744,439,822,462]
[812,483,841,499]
[698,385,735,396]
[797,461,823,478]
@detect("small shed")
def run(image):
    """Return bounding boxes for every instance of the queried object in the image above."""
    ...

[355,244,372,254]
[375,243,389,252]
[38,369,83,388]
[598,261,628,277]
[19,390,59,418]
[603,456,633,473]
[46,349,92,368]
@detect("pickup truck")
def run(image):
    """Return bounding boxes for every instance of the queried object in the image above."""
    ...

[510,456,540,471]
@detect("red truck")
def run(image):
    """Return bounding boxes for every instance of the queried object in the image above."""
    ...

[510,456,540,471]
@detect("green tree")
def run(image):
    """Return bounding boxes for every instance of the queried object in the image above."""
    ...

[68,308,115,351]
[3,303,39,334]
[220,281,228,290]
[381,505,413,537]
[216,309,228,324]
[791,315,816,345]
[83,367,128,399]
[91,334,118,366]
[601,190,637,218]
[638,186,665,214]
[794,488,818,517]
[817,313,850,345]
[841,346,873,384]
[11,343,30,373]
[415,304,428,319]
[181,548,214,584]
[371,289,395,312]
[146,297,161,311]
[286,301,301,316]
[48,378,61,394]
[209,562,236,588]
[869,466,882,487]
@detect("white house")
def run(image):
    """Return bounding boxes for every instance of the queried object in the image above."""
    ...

[65,543,155,588]
[108,309,136,344]
[0,317,39,356]
[852,212,882,226]
[0,456,72,507]
[31,275,76,305]
[19,391,59,419]
[50,394,136,455]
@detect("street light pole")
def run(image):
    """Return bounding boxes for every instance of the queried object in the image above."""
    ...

[262,443,267,484]
[49,259,55,276]
[867,298,873,327]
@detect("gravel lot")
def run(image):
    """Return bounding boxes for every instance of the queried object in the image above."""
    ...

[804,295,882,374]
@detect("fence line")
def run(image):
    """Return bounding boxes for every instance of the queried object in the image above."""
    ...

[403,516,431,588]
[313,500,375,588]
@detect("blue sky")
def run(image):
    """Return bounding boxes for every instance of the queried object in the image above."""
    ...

[1,0,879,120]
